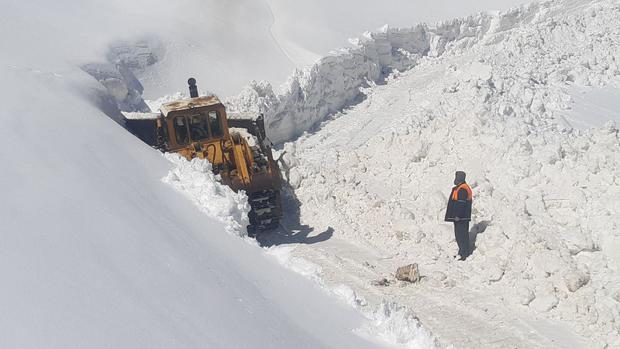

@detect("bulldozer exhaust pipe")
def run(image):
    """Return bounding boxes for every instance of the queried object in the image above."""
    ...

[188,77,199,98]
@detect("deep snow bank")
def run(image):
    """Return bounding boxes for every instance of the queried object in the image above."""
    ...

[228,0,554,144]
[274,0,620,346]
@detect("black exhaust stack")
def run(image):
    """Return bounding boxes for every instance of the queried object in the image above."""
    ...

[188,78,199,98]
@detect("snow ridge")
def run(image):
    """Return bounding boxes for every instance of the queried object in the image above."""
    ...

[227,1,557,144]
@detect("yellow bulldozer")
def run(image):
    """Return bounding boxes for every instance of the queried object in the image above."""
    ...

[126,78,282,234]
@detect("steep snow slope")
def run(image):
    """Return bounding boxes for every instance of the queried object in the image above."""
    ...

[1,65,396,348]
[228,0,620,347]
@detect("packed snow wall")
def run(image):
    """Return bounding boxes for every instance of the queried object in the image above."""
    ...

[227,1,560,144]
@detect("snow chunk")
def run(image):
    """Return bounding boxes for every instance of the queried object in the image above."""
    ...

[359,302,442,349]
[564,270,590,292]
[333,284,368,307]
[162,153,250,236]
[518,287,536,306]
[530,294,559,313]
[229,127,258,147]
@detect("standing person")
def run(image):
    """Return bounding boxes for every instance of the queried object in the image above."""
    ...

[445,171,473,260]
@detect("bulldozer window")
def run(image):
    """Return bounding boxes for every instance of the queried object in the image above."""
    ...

[189,115,209,140]
[208,111,222,137]
[174,116,189,145]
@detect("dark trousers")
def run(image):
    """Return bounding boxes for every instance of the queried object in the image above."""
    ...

[454,222,470,259]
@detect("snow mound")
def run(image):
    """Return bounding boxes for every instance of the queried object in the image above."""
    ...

[162,153,251,236]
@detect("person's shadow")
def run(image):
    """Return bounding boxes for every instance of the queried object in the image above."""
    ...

[469,220,491,253]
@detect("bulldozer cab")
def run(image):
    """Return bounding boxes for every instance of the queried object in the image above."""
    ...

[159,96,230,152]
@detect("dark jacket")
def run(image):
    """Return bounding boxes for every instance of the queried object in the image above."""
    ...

[445,183,472,222]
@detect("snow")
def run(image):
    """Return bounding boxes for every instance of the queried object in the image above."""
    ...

[229,128,259,147]
[145,92,189,112]
[162,154,251,236]
[243,0,620,347]
[228,0,557,144]
[57,0,528,103]
[562,85,620,129]
[122,111,160,120]
[265,0,529,67]
[5,0,620,347]
[131,0,529,98]
[3,0,464,347]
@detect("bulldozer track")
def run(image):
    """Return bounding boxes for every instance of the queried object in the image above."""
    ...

[248,189,281,235]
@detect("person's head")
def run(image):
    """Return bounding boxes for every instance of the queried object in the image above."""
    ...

[454,171,466,185]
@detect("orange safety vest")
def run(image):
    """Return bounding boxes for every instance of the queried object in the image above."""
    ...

[451,183,473,201]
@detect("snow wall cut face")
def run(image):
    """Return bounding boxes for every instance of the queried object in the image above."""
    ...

[227,2,553,144]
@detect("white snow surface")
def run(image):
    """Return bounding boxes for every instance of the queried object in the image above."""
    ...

[2,0,449,348]
[562,84,620,129]
[266,246,442,349]
[1,71,395,348]
[11,0,524,99]
[265,0,528,68]
[131,0,528,98]
[238,0,620,347]
[5,0,620,347]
